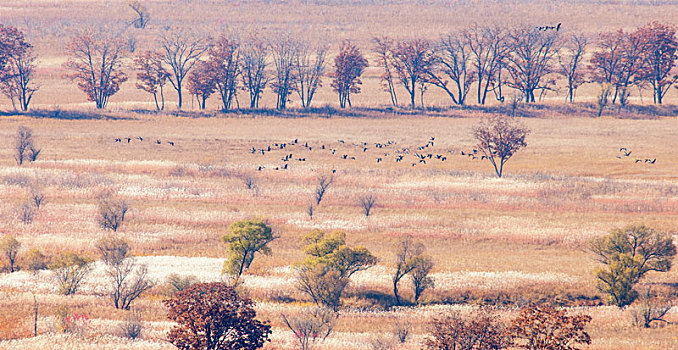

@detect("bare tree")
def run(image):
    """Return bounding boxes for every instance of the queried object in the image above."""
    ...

[294,39,328,108]
[241,173,257,191]
[331,40,368,108]
[358,193,377,217]
[14,125,37,165]
[97,193,129,232]
[473,115,529,178]
[108,258,153,310]
[270,32,299,110]
[314,173,334,205]
[427,32,475,105]
[95,235,130,266]
[64,28,128,109]
[557,33,588,103]
[17,200,35,224]
[0,235,20,273]
[392,39,436,108]
[128,1,150,29]
[0,45,38,111]
[590,29,625,103]
[281,307,336,350]
[637,22,678,104]
[159,28,210,109]
[465,24,508,105]
[134,50,170,111]
[210,36,241,111]
[373,37,398,106]
[631,286,672,328]
[30,185,45,209]
[392,236,425,305]
[50,253,92,295]
[307,203,314,220]
[241,36,270,109]
[505,26,559,103]
[410,256,434,304]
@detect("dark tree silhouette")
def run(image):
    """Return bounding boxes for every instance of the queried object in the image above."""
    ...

[134,50,170,111]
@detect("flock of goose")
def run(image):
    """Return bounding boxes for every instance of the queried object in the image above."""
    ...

[616,147,657,165]
[114,137,175,147]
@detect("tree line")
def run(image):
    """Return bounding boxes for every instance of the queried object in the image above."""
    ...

[2,21,678,112]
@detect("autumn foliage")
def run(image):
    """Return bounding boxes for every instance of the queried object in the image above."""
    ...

[331,40,368,108]
[510,304,591,350]
[165,282,271,350]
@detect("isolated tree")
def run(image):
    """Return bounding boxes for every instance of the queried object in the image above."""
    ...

[0,235,20,273]
[294,39,328,108]
[128,1,150,29]
[392,38,436,108]
[134,50,170,111]
[14,125,39,166]
[165,282,271,350]
[97,193,129,232]
[281,306,336,350]
[222,218,277,283]
[270,33,299,109]
[159,28,210,109]
[465,24,508,104]
[557,33,588,103]
[510,304,591,350]
[358,193,377,217]
[373,36,398,106]
[331,40,368,108]
[0,44,38,111]
[427,32,475,105]
[241,37,270,108]
[64,29,128,109]
[187,60,216,110]
[591,225,676,307]
[473,115,529,178]
[97,235,153,310]
[425,309,510,350]
[50,252,92,295]
[314,173,334,205]
[636,22,678,104]
[392,236,426,305]
[505,27,559,103]
[210,36,241,111]
[296,230,377,310]
[410,255,434,304]
[95,235,130,266]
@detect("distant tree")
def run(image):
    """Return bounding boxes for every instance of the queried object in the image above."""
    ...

[331,40,368,108]
[0,37,38,111]
[96,192,129,232]
[473,115,529,178]
[210,36,241,111]
[591,225,676,307]
[427,32,475,105]
[222,218,277,283]
[296,230,377,311]
[50,252,93,295]
[557,33,588,103]
[510,304,591,350]
[0,25,30,75]
[392,38,436,108]
[98,235,153,310]
[373,36,398,106]
[410,255,434,304]
[164,282,272,350]
[465,24,508,105]
[241,36,270,109]
[134,50,170,111]
[95,235,130,266]
[25,248,49,272]
[636,22,678,104]
[187,60,216,110]
[358,193,377,217]
[314,173,334,205]
[589,29,625,103]
[294,39,328,108]
[281,306,336,350]
[64,29,128,109]
[14,125,39,166]
[631,286,672,328]
[392,236,426,305]
[425,309,510,350]
[270,33,299,110]
[505,27,559,103]
[159,28,210,109]
[127,1,150,29]
[0,235,20,273]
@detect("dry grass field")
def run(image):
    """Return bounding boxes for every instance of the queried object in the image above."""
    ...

[1,0,678,349]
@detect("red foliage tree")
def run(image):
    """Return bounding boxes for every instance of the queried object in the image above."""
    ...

[331,40,368,108]
[164,282,271,350]
[187,61,216,110]
[0,25,29,73]
[64,30,128,109]
[510,304,591,350]
[134,50,170,111]
[425,309,510,350]
[209,36,241,111]
[636,22,678,104]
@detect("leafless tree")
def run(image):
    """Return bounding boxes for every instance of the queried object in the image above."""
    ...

[159,28,211,109]
[17,200,35,224]
[373,37,398,106]
[358,193,377,217]
[631,286,672,328]
[392,236,425,305]
[97,193,129,232]
[294,39,328,108]
[0,46,38,111]
[557,33,588,103]
[270,32,299,110]
[473,115,529,178]
[0,235,20,273]
[30,185,45,209]
[307,203,314,220]
[392,39,436,108]
[50,253,92,295]
[281,307,336,350]
[505,26,560,103]
[95,235,130,266]
[210,36,241,111]
[64,28,128,109]
[128,1,150,29]
[108,258,153,310]
[241,173,257,191]
[427,32,475,105]
[241,36,270,109]
[14,125,37,165]
[394,318,411,344]
[465,24,508,104]
[118,309,143,339]
[314,173,334,205]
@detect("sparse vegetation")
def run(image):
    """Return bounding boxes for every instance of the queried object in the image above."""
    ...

[96,193,129,232]
[0,235,20,273]
[281,306,336,350]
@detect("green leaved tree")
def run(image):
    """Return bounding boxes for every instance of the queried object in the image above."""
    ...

[222,218,277,283]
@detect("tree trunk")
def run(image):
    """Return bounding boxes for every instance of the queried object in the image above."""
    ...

[177,81,183,109]
[393,279,401,306]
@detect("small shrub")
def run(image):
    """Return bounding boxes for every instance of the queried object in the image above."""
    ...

[314,174,333,205]
[17,201,35,224]
[96,193,129,232]
[55,305,89,337]
[25,248,49,272]
[95,235,130,266]
[166,273,198,294]
[14,126,37,166]
[369,336,395,350]
[49,253,92,295]
[0,235,21,273]
[358,193,377,217]
[118,309,143,339]
[30,186,45,209]
[425,309,509,350]
[394,318,410,344]
[631,287,672,328]
[281,307,336,350]
[510,304,591,350]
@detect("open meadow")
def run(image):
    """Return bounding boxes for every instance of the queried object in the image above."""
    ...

[1,0,678,349]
